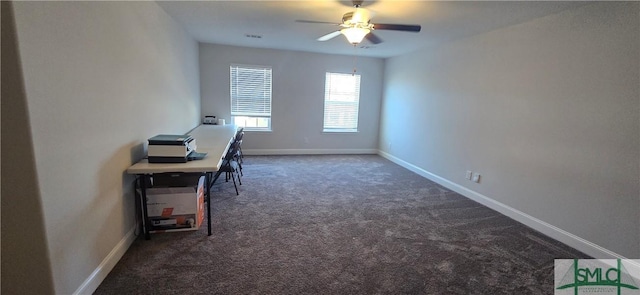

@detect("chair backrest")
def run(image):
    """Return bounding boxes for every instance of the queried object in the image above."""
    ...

[235,127,244,141]
[235,131,244,142]
[224,141,239,161]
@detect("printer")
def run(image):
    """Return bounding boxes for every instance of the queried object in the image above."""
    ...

[147,134,197,163]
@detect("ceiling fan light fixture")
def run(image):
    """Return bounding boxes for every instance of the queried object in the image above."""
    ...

[341,27,370,44]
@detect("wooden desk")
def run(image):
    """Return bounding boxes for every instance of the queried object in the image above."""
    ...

[127,124,237,239]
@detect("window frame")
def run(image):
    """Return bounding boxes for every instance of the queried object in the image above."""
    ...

[230,64,273,131]
[322,72,361,133]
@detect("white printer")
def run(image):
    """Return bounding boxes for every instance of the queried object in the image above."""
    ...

[147,134,197,163]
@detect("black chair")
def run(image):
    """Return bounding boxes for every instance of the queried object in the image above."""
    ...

[233,130,244,175]
[217,141,242,195]
[234,128,244,163]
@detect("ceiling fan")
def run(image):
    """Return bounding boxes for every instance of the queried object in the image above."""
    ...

[296,0,421,45]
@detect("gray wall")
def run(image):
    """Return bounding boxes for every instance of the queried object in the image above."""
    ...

[7,2,200,294]
[2,2,55,294]
[379,2,639,258]
[200,44,384,153]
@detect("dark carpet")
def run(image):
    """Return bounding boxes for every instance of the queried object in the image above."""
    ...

[95,155,588,294]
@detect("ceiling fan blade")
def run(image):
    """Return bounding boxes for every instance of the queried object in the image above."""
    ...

[373,23,421,32]
[296,20,339,25]
[318,31,342,41]
[365,32,383,44]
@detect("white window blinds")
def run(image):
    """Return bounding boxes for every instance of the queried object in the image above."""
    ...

[230,65,272,117]
[323,72,361,132]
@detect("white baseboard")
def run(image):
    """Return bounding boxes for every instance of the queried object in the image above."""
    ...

[243,148,378,155]
[73,225,137,295]
[377,150,626,260]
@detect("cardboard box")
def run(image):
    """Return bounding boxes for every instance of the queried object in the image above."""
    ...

[153,172,203,187]
[146,176,204,233]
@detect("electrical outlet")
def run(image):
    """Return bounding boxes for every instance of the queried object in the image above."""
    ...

[465,170,472,180]
[472,173,481,183]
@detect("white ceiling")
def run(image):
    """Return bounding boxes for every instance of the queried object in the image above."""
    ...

[157,1,590,58]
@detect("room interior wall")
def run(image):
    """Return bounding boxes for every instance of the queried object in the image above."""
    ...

[379,2,639,258]
[1,1,55,294]
[10,2,200,294]
[200,44,384,154]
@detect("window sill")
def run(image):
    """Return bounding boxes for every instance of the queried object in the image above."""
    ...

[323,129,358,133]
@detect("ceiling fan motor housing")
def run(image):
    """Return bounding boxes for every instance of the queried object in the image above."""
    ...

[342,12,354,24]
[342,8,372,30]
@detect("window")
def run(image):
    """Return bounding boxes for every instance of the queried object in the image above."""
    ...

[230,64,272,131]
[323,72,361,132]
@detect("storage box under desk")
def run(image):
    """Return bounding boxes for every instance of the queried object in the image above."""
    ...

[145,176,204,233]
[153,172,203,187]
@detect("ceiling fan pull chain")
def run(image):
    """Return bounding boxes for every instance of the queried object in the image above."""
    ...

[352,45,358,75]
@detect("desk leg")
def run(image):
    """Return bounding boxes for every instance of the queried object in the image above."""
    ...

[206,172,212,236]
[140,174,151,240]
